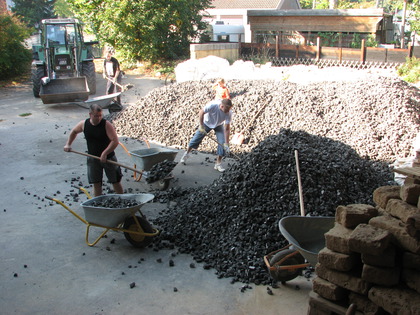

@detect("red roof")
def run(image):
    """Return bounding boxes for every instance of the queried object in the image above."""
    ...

[210,0,281,9]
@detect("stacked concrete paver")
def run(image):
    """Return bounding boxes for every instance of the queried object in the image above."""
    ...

[308,183,420,314]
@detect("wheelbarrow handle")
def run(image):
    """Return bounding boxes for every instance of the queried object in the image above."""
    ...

[70,149,142,174]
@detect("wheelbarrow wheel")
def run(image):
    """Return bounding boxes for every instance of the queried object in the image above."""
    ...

[269,248,305,283]
[123,215,154,248]
[108,102,123,114]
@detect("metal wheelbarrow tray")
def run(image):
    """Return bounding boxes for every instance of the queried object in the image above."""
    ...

[46,192,159,247]
[279,216,335,267]
[128,147,178,189]
[83,92,121,109]
[264,215,335,283]
[130,148,178,172]
[81,193,154,226]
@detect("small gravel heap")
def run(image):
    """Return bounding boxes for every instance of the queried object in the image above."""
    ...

[145,160,178,183]
[150,129,394,285]
[89,197,139,208]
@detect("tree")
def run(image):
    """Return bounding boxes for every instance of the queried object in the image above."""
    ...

[66,0,211,63]
[0,14,32,79]
[10,0,56,29]
[407,0,420,34]
[54,0,74,18]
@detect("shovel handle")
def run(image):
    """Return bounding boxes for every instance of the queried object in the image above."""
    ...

[205,133,240,160]
[105,76,125,89]
[70,149,141,174]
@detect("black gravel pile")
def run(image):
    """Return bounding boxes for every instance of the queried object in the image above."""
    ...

[108,74,418,285]
[112,76,420,162]
[145,160,178,183]
[150,129,394,285]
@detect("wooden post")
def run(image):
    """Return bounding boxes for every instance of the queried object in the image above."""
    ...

[276,35,279,58]
[238,34,242,57]
[339,47,342,63]
[316,37,321,61]
[296,45,299,59]
[408,42,413,58]
[361,39,366,63]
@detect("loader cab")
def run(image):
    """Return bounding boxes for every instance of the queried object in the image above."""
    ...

[31,18,98,103]
[43,21,84,78]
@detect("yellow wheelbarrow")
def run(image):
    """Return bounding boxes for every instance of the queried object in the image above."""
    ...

[46,188,159,247]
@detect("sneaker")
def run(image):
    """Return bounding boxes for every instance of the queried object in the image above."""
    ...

[180,152,190,164]
[214,163,225,172]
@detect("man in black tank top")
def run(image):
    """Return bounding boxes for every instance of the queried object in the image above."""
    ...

[64,104,123,196]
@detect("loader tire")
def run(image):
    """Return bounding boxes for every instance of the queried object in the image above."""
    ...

[32,66,45,98]
[82,61,96,95]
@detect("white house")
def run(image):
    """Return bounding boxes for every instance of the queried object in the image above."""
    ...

[202,0,301,42]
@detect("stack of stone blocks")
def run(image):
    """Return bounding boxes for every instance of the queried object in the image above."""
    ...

[309,184,420,315]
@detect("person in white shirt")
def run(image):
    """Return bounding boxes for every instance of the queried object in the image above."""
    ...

[180,99,233,172]
[103,49,122,106]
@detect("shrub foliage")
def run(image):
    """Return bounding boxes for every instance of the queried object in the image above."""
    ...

[0,14,32,79]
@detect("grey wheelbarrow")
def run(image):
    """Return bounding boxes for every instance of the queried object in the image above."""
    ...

[264,215,335,283]
[119,142,178,190]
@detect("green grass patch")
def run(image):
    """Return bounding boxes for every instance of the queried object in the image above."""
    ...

[397,57,420,84]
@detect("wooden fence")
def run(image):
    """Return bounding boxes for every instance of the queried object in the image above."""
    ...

[239,38,418,65]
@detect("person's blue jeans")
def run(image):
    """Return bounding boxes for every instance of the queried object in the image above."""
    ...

[188,124,226,156]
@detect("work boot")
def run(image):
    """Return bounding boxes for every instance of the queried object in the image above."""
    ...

[180,152,190,164]
[214,163,225,172]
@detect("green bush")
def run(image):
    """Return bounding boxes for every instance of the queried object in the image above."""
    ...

[397,57,420,84]
[0,14,32,80]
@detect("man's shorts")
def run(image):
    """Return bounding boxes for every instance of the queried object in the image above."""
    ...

[87,155,123,184]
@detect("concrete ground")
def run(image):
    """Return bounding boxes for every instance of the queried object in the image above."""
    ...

[0,73,312,315]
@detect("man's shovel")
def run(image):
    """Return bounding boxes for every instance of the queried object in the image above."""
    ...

[105,76,134,92]
[203,131,240,160]
[231,99,271,145]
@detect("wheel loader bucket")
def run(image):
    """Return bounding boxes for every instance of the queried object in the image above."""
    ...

[40,77,90,104]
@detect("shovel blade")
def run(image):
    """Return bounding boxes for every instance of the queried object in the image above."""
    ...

[231,132,245,145]
[121,83,134,92]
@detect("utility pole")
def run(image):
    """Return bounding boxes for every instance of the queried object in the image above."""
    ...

[400,0,408,49]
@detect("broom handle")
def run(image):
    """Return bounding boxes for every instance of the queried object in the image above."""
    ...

[239,99,270,133]
[295,150,305,217]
